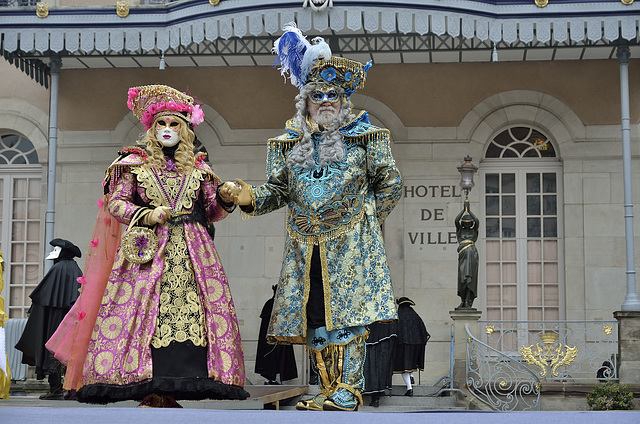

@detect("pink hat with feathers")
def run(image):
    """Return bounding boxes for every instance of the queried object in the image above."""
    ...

[127,84,205,130]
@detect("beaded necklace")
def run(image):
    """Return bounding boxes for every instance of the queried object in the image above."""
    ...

[151,165,188,213]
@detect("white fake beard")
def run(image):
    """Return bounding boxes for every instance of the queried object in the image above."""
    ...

[314,106,338,128]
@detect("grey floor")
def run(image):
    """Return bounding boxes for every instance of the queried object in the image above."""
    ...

[3,407,640,424]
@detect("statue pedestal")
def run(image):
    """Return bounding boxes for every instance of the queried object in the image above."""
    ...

[449,309,482,391]
[613,310,640,385]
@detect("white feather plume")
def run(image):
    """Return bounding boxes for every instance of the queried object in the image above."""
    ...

[272,23,312,89]
[300,37,332,83]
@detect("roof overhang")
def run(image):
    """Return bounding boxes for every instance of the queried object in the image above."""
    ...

[1,0,639,85]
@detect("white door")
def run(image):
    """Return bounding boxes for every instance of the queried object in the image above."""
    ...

[0,133,43,318]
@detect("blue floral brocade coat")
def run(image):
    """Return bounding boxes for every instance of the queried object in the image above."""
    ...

[250,111,403,344]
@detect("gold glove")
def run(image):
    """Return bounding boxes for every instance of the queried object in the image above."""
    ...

[143,206,172,226]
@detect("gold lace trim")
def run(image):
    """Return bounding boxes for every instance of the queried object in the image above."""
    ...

[140,166,207,348]
[151,224,207,348]
[132,165,204,213]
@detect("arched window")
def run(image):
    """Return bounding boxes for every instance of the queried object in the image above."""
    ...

[0,133,42,318]
[485,127,556,159]
[481,126,564,323]
[0,134,39,164]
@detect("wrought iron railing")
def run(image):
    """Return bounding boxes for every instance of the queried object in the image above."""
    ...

[479,320,618,382]
[0,0,184,5]
[466,325,541,411]
[0,0,37,6]
[466,320,618,411]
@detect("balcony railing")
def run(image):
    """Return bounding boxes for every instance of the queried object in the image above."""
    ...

[0,0,37,6]
[0,0,181,5]
[466,325,541,411]
[479,320,618,382]
[466,320,618,411]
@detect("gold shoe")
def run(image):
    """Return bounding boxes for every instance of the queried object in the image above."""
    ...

[295,394,326,411]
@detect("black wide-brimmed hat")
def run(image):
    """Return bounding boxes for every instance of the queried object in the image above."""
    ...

[396,297,415,306]
[50,238,82,258]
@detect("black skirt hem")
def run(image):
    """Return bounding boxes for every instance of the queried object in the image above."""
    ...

[76,376,249,404]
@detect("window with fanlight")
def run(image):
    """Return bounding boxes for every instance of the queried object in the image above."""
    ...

[0,133,42,318]
[481,126,564,324]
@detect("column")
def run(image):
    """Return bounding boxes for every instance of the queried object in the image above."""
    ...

[617,45,640,311]
[44,55,61,274]
[449,309,482,390]
[613,311,640,385]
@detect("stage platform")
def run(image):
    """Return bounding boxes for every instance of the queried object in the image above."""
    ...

[2,385,640,423]
[1,384,308,411]
[1,404,639,424]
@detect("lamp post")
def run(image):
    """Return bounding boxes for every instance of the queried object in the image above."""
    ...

[449,155,482,394]
[457,155,478,199]
[455,156,479,310]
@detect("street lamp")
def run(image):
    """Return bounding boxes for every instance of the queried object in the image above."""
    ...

[455,155,480,310]
[457,155,478,199]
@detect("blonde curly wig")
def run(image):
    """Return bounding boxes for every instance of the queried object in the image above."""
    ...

[138,116,196,173]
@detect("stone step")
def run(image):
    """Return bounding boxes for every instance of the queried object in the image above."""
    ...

[307,384,454,397]
[10,378,49,396]
[292,384,464,412]
[362,393,458,408]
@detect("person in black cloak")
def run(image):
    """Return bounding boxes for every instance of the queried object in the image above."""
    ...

[15,238,83,400]
[392,297,430,397]
[255,285,298,385]
[362,321,397,407]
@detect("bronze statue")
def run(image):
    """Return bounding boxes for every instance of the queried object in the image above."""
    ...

[455,200,479,309]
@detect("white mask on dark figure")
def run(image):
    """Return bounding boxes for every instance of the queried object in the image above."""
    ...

[46,246,62,260]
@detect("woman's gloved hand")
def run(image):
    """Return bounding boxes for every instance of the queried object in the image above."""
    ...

[143,206,172,226]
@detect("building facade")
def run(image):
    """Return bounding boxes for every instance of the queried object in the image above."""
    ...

[1,0,639,385]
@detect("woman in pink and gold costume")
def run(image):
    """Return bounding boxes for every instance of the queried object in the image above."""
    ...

[48,85,247,406]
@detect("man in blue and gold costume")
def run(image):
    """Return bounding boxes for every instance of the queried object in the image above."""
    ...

[223,24,402,411]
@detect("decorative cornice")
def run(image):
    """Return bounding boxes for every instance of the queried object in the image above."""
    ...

[0,0,638,55]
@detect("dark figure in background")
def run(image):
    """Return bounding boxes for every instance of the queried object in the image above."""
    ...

[363,321,397,407]
[393,297,430,397]
[255,285,297,385]
[16,238,83,400]
[597,359,614,382]
[455,199,479,309]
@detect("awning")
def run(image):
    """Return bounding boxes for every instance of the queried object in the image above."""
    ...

[1,0,639,83]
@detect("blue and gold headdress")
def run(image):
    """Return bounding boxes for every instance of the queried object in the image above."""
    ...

[272,23,372,97]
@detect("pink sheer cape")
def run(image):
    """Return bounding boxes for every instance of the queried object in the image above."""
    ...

[46,199,121,390]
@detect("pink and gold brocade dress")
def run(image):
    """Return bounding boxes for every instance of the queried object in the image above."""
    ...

[75,149,247,403]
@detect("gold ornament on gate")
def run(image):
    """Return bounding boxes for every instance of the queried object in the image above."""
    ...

[36,2,49,18]
[621,0,633,5]
[535,0,548,7]
[520,332,578,378]
[209,0,220,5]
[116,1,129,18]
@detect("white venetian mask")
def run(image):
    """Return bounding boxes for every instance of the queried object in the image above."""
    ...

[155,116,182,147]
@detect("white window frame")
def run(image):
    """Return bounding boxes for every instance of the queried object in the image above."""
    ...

[0,166,43,318]
[478,159,565,323]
